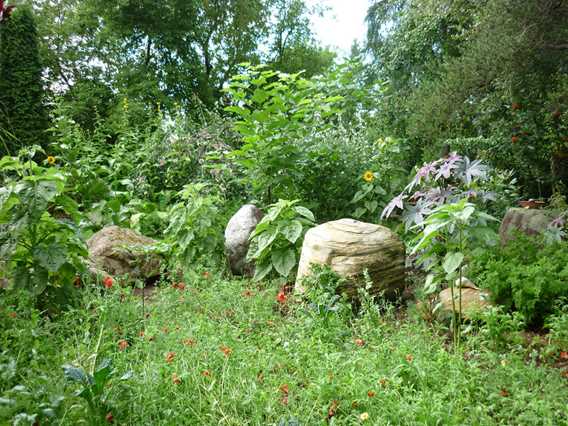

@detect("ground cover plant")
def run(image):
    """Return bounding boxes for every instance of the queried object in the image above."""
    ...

[1,275,567,425]
[1,0,567,424]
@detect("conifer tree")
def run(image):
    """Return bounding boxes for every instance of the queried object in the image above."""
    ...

[0,4,49,154]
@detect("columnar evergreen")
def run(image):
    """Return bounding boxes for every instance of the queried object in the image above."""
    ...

[0,5,49,154]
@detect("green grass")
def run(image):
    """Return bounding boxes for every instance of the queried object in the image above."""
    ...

[1,274,567,425]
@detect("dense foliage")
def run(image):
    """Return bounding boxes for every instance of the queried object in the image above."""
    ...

[0,1,567,424]
[0,5,49,154]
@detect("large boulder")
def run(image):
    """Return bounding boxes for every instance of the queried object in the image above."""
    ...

[87,226,161,281]
[499,207,555,245]
[438,278,492,319]
[225,204,263,276]
[295,219,406,298]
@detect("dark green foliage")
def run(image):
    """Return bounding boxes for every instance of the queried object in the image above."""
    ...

[0,6,49,154]
[470,235,568,326]
[366,0,568,197]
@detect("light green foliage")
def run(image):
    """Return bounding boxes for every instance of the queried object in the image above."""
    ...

[225,65,343,203]
[300,265,352,326]
[411,199,498,346]
[0,147,87,309]
[247,199,314,281]
[63,358,131,424]
[1,277,567,424]
[469,235,568,326]
[164,184,224,269]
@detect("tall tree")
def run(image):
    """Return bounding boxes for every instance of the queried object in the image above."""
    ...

[0,4,49,154]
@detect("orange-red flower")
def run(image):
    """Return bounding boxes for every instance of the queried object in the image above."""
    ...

[511,135,519,144]
[279,383,289,395]
[165,352,175,363]
[354,338,365,347]
[378,378,388,387]
[220,346,232,357]
[367,390,376,398]
[103,276,113,289]
[74,276,82,288]
[276,291,287,304]
[242,289,254,297]
[406,354,414,362]
[139,330,145,338]
[201,370,211,377]
[499,388,510,397]
[173,282,186,290]
[202,271,210,279]
[172,373,182,385]
[559,351,568,360]
[105,412,114,423]
[118,339,129,351]
[182,338,196,346]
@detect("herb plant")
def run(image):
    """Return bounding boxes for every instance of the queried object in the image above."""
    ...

[247,199,315,281]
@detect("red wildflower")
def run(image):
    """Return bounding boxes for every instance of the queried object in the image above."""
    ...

[242,289,254,297]
[201,370,211,377]
[118,339,129,351]
[279,383,289,405]
[559,351,568,360]
[202,271,210,279]
[354,338,365,347]
[172,373,182,385]
[276,291,287,304]
[182,338,196,346]
[74,276,82,288]
[220,346,232,357]
[378,378,388,387]
[499,388,510,397]
[406,354,414,362]
[511,135,519,144]
[173,282,186,290]
[139,330,145,338]
[327,400,339,420]
[367,390,376,398]
[103,276,113,289]
[165,352,175,363]
[105,412,114,423]
[279,383,289,395]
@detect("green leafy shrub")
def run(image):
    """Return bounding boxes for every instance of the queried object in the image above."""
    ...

[224,65,342,203]
[0,147,87,310]
[164,183,224,269]
[247,199,314,281]
[470,235,568,326]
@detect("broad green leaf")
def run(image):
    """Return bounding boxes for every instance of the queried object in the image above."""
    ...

[253,261,273,281]
[272,249,296,277]
[35,245,67,272]
[62,365,90,384]
[443,252,464,275]
[280,221,303,244]
[293,206,315,222]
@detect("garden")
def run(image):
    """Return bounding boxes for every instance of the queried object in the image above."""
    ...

[1,1,567,425]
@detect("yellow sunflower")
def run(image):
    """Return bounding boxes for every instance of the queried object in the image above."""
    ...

[47,156,56,165]
[363,171,375,182]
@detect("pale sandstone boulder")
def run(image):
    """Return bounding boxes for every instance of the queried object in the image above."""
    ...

[224,204,263,276]
[87,226,161,281]
[438,278,492,319]
[295,219,405,298]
